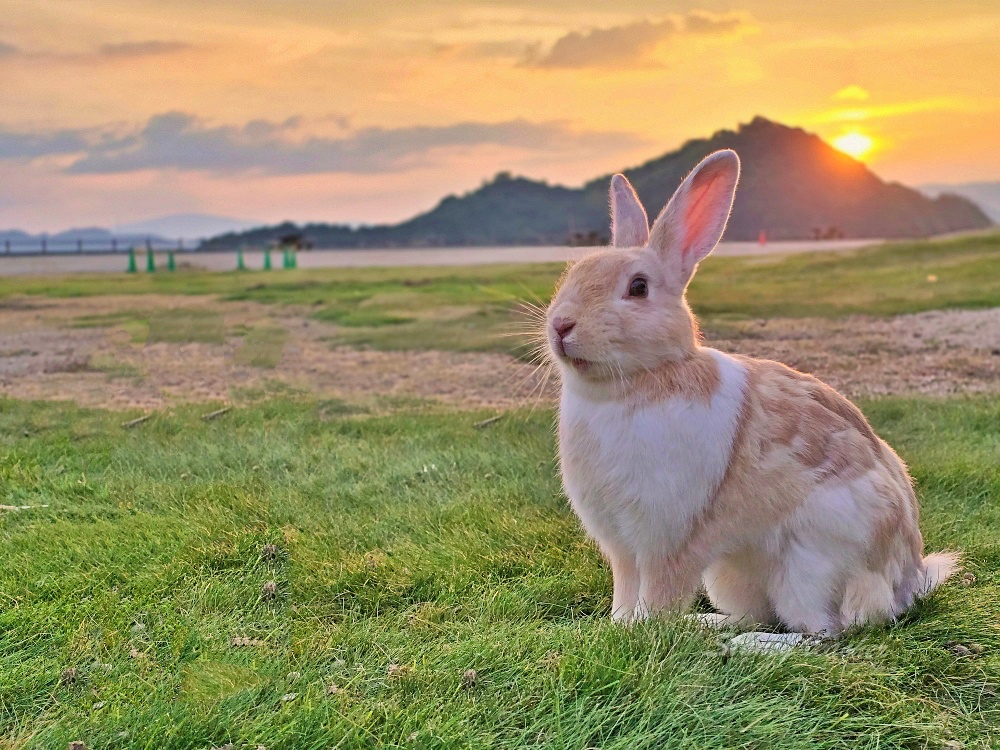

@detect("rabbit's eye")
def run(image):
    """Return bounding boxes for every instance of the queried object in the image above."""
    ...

[628,276,648,298]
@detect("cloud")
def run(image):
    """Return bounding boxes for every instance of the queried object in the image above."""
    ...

[526,12,752,69]
[97,41,191,58]
[0,113,646,175]
[834,85,870,101]
[808,96,973,125]
[0,39,190,63]
[528,19,675,69]
[0,129,92,159]
[682,12,745,35]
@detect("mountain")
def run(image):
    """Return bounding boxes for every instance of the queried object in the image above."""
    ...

[51,227,117,242]
[921,182,1000,223]
[199,117,993,250]
[0,227,118,243]
[0,214,257,250]
[0,226,169,251]
[0,230,35,243]
[116,213,259,241]
[590,118,992,241]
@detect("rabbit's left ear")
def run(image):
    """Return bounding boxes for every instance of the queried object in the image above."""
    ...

[649,149,740,288]
[610,174,649,248]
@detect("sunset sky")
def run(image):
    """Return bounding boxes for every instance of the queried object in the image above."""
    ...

[2,0,998,232]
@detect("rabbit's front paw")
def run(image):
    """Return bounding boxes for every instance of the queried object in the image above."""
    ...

[611,604,635,623]
[687,612,738,629]
[629,600,651,623]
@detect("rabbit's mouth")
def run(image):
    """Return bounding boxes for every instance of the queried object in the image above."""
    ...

[550,335,594,373]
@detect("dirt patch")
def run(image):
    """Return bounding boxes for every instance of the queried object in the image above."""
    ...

[0,295,548,411]
[0,294,997,411]
[704,308,1000,398]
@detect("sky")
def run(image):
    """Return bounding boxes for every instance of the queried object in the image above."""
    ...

[1,0,998,232]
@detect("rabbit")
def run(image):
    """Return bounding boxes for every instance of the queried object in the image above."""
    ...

[545,149,958,635]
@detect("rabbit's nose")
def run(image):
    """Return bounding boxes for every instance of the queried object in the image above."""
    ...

[551,317,576,341]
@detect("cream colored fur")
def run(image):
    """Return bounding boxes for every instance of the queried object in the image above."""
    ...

[547,150,958,634]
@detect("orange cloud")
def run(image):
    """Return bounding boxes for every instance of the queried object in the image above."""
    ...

[524,12,753,69]
[834,85,869,101]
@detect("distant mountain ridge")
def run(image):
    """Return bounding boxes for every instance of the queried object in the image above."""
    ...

[200,117,992,251]
[115,213,259,241]
[0,213,258,251]
[921,182,1000,223]
[0,226,166,250]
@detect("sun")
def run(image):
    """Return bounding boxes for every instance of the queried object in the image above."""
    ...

[831,131,875,160]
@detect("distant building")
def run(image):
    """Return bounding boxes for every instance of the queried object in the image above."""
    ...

[274,232,313,250]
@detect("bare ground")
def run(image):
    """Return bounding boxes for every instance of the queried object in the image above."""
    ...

[0,294,998,412]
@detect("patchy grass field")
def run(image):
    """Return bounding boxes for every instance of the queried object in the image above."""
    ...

[2,233,999,354]
[0,396,998,750]
[1,234,999,748]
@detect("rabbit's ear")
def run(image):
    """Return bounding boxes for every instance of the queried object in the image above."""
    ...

[648,150,740,287]
[610,174,649,248]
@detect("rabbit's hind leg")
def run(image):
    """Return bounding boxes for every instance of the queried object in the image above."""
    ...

[767,537,845,635]
[700,550,820,654]
[702,548,778,628]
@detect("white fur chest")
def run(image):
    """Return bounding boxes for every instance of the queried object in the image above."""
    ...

[558,349,747,556]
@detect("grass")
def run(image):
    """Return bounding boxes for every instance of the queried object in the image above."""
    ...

[72,310,228,346]
[1,235,998,745]
[234,323,290,368]
[1,396,997,749]
[2,233,999,354]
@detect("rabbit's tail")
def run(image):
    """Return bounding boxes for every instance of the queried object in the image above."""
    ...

[918,551,961,597]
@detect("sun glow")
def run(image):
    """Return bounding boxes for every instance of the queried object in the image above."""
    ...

[831,131,875,160]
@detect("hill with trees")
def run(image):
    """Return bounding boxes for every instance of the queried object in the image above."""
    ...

[200,117,992,250]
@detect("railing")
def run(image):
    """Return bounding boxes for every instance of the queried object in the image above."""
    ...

[1,238,194,256]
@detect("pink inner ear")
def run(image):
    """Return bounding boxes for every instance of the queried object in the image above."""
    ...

[647,149,739,285]
[681,169,727,260]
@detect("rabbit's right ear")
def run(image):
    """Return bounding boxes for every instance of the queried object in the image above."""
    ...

[648,150,740,288]
[610,174,649,248]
